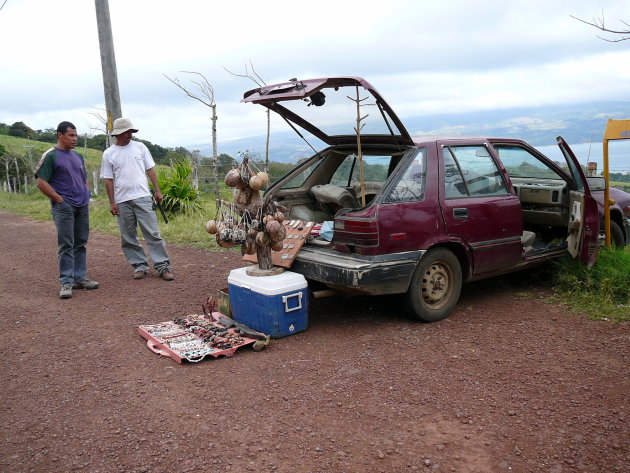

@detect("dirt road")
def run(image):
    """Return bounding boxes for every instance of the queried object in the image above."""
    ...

[0,211,627,473]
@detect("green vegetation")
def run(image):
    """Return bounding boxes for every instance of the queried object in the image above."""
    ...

[553,247,630,322]
[155,159,203,216]
[0,188,230,250]
[0,121,192,165]
[610,180,630,193]
[609,173,630,184]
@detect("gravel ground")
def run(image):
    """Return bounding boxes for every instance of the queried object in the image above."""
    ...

[0,211,628,473]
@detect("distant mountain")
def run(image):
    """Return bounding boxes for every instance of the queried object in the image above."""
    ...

[189,101,630,163]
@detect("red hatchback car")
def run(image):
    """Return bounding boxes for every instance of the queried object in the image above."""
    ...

[242,77,601,322]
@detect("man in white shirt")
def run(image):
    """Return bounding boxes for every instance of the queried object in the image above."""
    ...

[100,118,174,281]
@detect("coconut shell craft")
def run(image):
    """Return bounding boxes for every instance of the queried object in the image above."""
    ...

[204,156,288,270]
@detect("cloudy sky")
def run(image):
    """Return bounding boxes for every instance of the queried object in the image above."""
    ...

[1,0,629,149]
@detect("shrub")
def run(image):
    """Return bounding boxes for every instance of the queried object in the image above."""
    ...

[155,159,203,216]
[554,246,630,321]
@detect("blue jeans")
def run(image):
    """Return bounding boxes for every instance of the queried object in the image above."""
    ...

[51,201,90,286]
[116,196,171,273]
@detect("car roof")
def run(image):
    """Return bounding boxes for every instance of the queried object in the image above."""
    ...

[410,135,526,146]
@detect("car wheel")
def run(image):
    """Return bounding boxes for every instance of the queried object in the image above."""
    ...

[610,221,626,247]
[405,248,462,322]
[599,221,626,248]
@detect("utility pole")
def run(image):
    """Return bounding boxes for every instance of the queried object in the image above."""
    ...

[94,0,122,133]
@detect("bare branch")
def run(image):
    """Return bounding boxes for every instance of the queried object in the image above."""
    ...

[249,60,268,87]
[224,60,267,87]
[164,72,215,107]
[223,61,271,171]
[571,13,630,42]
[85,108,108,127]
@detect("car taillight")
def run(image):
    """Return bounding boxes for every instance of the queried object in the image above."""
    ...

[333,215,379,247]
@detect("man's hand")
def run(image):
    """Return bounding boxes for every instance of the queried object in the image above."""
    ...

[153,190,163,203]
[109,203,120,216]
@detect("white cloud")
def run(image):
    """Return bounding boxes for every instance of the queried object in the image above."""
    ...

[1,0,629,148]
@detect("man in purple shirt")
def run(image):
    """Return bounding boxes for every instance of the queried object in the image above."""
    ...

[34,121,99,299]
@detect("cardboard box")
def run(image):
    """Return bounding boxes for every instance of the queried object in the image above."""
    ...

[217,287,231,317]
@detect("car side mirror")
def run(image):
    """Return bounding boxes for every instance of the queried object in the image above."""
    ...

[586,176,606,191]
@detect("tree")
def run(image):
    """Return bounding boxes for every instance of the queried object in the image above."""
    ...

[88,134,109,151]
[164,71,220,202]
[8,122,34,139]
[34,128,57,143]
[224,61,271,172]
[138,139,168,163]
[85,108,112,148]
[571,13,630,42]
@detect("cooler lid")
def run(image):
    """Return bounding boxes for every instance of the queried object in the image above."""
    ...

[228,267,307,296]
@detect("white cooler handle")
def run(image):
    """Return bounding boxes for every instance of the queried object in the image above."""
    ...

[282,292,303,312]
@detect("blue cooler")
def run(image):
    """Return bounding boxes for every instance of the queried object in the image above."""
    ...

[227,267,309,338]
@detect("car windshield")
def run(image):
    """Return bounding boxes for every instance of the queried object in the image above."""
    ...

[279,84,405,138]
[276,148,408,193]
[494,145,567,179]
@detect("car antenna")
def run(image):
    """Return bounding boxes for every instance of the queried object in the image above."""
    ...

[586,131,595,161]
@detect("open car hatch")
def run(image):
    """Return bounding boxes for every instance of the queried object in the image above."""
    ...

[242,77,414,146]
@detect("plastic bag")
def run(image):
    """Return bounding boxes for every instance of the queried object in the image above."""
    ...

[320,221,334,241]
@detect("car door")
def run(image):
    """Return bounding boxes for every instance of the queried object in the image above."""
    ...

[440,143,524,276]
[556,137,599,267]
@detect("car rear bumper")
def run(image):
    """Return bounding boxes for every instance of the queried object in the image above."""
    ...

[292,247,425,295]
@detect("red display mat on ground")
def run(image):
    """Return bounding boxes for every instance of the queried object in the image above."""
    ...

[137,313,259,364]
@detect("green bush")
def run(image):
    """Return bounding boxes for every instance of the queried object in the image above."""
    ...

[155,159,203,216]
[554,246,630,321]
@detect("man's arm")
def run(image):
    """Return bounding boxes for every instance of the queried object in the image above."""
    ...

[146,167,163,203]
[36,177,63,203]
[103,178,119,215]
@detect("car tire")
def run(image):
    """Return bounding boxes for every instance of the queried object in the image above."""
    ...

[600,220,626,248]
[405,248,462,322]
[610,220,626,247]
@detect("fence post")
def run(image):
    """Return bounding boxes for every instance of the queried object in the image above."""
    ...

[92,170,99,195]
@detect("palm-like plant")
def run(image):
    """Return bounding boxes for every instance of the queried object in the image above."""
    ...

[155,159,202,215]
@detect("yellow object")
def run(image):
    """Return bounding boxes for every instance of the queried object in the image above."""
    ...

[602,119,630,246]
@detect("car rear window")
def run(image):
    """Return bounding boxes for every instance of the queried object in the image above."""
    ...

[383,148,427,202]
[330,154,391,187]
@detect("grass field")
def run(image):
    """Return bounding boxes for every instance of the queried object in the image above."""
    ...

[0,134,104,167]
[0,188,229,251]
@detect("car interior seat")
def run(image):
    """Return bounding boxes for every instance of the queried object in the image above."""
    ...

[352,181,383,204]
[311,184,359,215]
[521,230,536,253]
